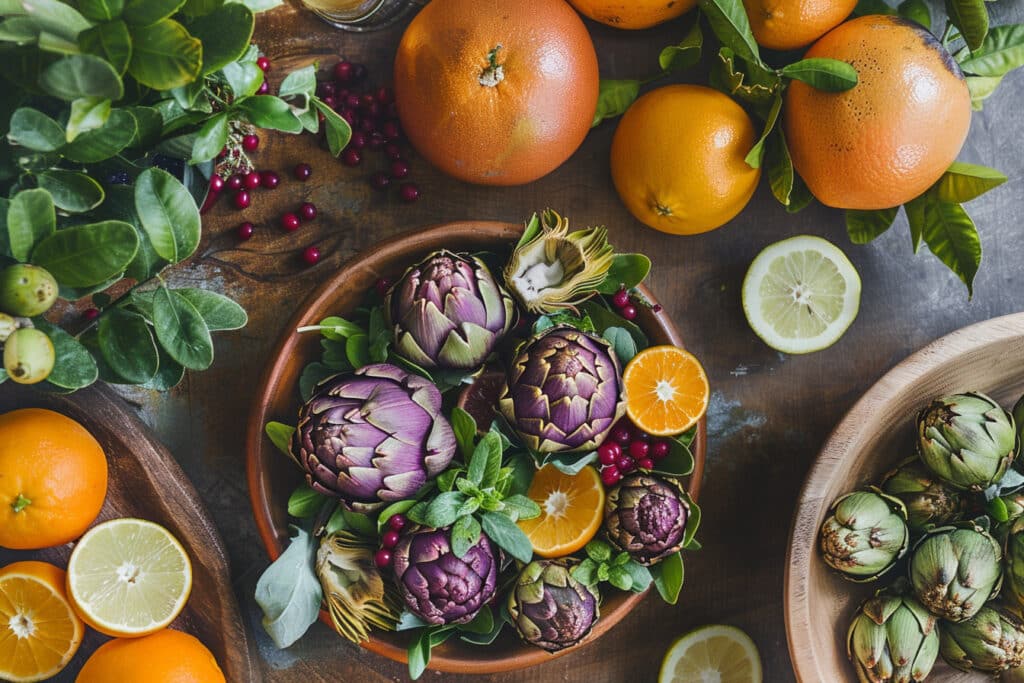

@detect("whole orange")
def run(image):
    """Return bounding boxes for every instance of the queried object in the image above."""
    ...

[567,0,697,29]
[0,408,107,550]
[742,0,858,50]
[610,84,760,235]
[784,15,972,210]
[75,629,226,683]
[393,0,599,186]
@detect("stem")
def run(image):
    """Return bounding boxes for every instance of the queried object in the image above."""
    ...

[640,72,668,86]
[941,22,961,47]
[478,45,505,87]
[12,494,31,513]
[74,273,166,339]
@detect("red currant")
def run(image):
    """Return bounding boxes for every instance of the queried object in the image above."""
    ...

[233,190,251,209]
[376,87,394,105]
[83,307,100,321]
[621,304,638,321]
[612,289,629,308]
[209,175,225,193]
[600,465,621,487]
[597,441,621,466]
[370,171,391,191]
[399,183,420,203]
[616,454,636,472]
[257,80,269,95]
[651,440,671,460]
[280,212,300,231]
[227,174,244,191]
[293,163,312,181]
[300,202,317,221]
[242,134,260,152]
[236,222,254,241]
[342,148,362,167]
[381,121,401,141]
[381,530,400,549]
[256,56,271,72]
[387,514,407,531]
[384,143,402,161]
[612,421,633,446]
[390,160,410,180]
[259,170,280,189]
[349,131,367,150]
[637,458,654,470]
[243,171,261,190]
[652,304,663,314]
[340,108,358,126]
[359,118,377,134]
[302,246,321,265]
[345,93,361,110]
[374,549,392,569]
[368,133,386,149]
[333,60,353,83]
[629,440,649,460]
[317,81,336,98]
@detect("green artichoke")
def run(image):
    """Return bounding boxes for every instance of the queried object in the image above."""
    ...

[846,580,939,683]
[880,458,967,533]
[940,603,1024,673]
[1015,393,1024,445]
[819,489,909,582]
[909,521,1002,622]
[917,392,1018,492]
[508,558,600,652]
[1005,517,1024,610]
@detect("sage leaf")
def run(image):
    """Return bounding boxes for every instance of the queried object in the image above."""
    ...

[134,167,201,263]
[33,222,137,288]
[78,20,132,76]
[39,54,124,102]
[659,18,702,72]
[8,107,64,151]
[781,58,858,91]
[623,560,653,592]
[254,525,323,649]
[127,19,202,90]
[698,0,761,66]
[33,319,98,389]
[651,551,684,604]
[175,288,247,330]
[265,421,295,457]
[123,0,186,26]
[957,25,1024,77]
[480,510,533,563]
[591,78,640,127]
[934,162,1007,204]
[63,108,136,163]
[451,514,482,558]
[604,326,638,365]
[191,112,229,163]
[846,207,899,244]
[8,188,55,261]
[186,1,253,74]
[920,197,982,297]
[946,0,989,52]
[98,308,159,383]
[897,0,929,28]
[597,253,651,294]
[66,97,112,141]
[78,0,125,22]
[424,491,465,529]
[745,93,782,169]
[236,95,303,133]
[153,287,214,370]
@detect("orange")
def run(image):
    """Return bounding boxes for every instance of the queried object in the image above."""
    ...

[784,15,972,210]
[567,0,698,30]
[623,346,709,437]
[610,84,760,235]
[75,629,226,683]
[742,0,857,50]
[393,0,599,186]
[0,561,84,682]
[0,408,108,550]
[517,465,605,558]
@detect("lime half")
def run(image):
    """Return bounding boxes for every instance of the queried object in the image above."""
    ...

[659,624,763,683]
[742,235,861,354]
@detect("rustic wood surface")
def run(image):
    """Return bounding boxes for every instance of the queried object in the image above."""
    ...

[78,1,1024,680]
[0,385,257,682]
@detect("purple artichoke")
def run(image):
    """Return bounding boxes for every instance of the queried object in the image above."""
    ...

[605,473,694,566]
[498,325,625,453]
[508,559,600,652]
[392,527,498,625]
[291,363,457,512]
[386,250,515,372]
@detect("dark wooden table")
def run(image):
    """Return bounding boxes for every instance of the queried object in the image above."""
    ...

[111,2,1024,680]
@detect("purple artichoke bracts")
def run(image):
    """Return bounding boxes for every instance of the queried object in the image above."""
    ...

[508,559,600,652]
[605,473,692,566]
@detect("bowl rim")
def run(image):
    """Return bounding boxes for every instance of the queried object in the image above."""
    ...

[784,311,1024,682]
[245,220,707,674]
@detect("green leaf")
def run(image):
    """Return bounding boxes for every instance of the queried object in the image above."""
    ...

[255,525,323,649]
[236,95,303,133]
[304,315,363,340]
[33,319,97,389]
[904,193,926,253]
[265,420,295,456]
[19,0,91,41]
[764,126,795,206]
[0,17,40,45]
[186,2,253,75]
[579,300,647,350]
[623,560,653,592]
[127,19,202,90]
[287,484,325,518]
[651,437,695,477]
[682,497,701,547]
[98,307,159,383]
[66,97,112,141]
[311,98,352,156]
[125,105,162,148]
[220,53,262,97]
[152,286,214,370]
[480,511,533,563]
[744,93,781,170]
[450,406,478,461]
[123,0,186,25]
[966,75,1002,110]
[651,551,684,604]
[174,288,246,331]
[39,54,124,102]
[279,64,317,98]
[134,167,201,263]
[228,0,283,10]
[597,253,651,294]
[920,197,982,297]
[781,58,858,92]
[946,0,989,52]
[78,0,125,21]
[468,431,502,487]
[957,25,1024,77]
[345,333,370,369]
[298,362,335,401]
[8,107,64,151]
[190,111,228,163]
[698,0,761,66]
[450,514,482,558]
[659,18,702,72]
[897,0,929,28]
[571,558,598,586]
[586,540,611,562]
[711,47,779,108]
[63,108,135,162]
[180,0,223,15]
[934,161,1007,204]
[500,494,540,521]
[78,20,132,76]
[608,566,633,591]
[591,79,640,128]
[604,326,638,364]
[458,605,494,636]
[846,207,899,245]
[8,188,55,261]
[407,629,432,681]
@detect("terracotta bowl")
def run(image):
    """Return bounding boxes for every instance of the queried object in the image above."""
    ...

[246,221,706,674]
[785,313,1024,682]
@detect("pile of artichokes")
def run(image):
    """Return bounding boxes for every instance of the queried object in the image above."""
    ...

[818,391,1024,680]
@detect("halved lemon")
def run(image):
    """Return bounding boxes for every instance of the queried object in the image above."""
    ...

[67,518,192,637]
[517,465,605,558]
[659,624,763,683]
[0,561,84,682]
[623,345,709,437]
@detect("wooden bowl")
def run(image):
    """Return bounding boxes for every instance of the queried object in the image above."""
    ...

[246,221,706,674]
[786,313,1024,682]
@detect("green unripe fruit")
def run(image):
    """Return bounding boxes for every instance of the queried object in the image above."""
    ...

[0,313,15,343]
[4,327,55,384]
[0,264,58,317]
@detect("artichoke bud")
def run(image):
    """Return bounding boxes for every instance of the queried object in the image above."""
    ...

[504,210,615,315]
[846,579,939,683]
[880,458,967,533]
[1015,393,1024,446]
[604,473,696,566]
[940,603,1024,673]
[1005,517,1024,610]
[316,530,402,643]
[818,488,909,582]
[508,558,600,652]
[909,521,1002,622]
[916,392,1018,492]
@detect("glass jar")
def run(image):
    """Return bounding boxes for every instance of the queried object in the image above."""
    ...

[300,0,421,31]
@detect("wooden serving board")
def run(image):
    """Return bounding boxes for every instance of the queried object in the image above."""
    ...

[0,384,257,682]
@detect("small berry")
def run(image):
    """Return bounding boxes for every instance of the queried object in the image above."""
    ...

[359,118,376,134]
[349,131,367,150]
[317,81,336,98]
[321,95,336,110]
[368,133,386,149]
[340,108,359,126]
[637,458,654,470]
[597,441,621,466]
[651,440,671,460]
[227,174,244,191]
[621,303,638,321]
[243,171,261,190]
[359,93,376,110]
[390,159,410,180]
[345,93,361,110]
[302,246,321,265]
[236,222,255,241]
[612,422,633,446]
[600,465,621,487]
[384,143,402,161]
[233,190,251,209]
[381,530,400,549]
[612,289,629,308]
[370,171,391,191]
[381,121,401,141]
[342,148,362,167]
[333,60,353,82]
[259,170,280,189]
[365,101,382,119]
[294,163,312,181]
[629,440,650,460]
[280,213,300,231]
[83,307,100,321]
[210,175,225,193]
[399,182,420,203]
[616,454,636,472]
[388,514,407,531]
[257,80,269,95]
[375,278,393,297]
[376,87,394,105]
[300,202,317,221]
[652,304,663,314]
[242,134,260,152]
[352,63,367,82]
[256,56,271,72]
[374,549,392,569]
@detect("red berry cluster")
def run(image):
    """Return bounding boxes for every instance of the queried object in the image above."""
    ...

[317,59,420,203]
[609,287,663,321]
[374,513,407,569]
[598,418,671,486]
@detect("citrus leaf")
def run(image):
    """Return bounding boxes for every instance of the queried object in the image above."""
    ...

[35,170,105,213]
[152,286,214,370]
[651,551,684,604]
[591,78,640,128]
[186,1,253,74]
[920,197,982,297]
[20,0,90,41]
[62,108,135,162]
[698,0,760,66]
[904,194,926,253]
[8,107,64,151]
[78,0,125,21]
[781,57,858,92]
[897,0,929,28]
[311,98,351,155]
[98,307,159,383]
[140,344,185,390]
[745,93,781,170]
[934,162,1007,203]
[38,54,124,102]
[659,18,702,72]
[946,0,989,52]
[957,24,1024,77]
[78,20,132,76]
[8,188,55,260]
[66,96,112,141]
[174,288,247,331]
[122,0,185,25]
[846,207,899,245]
[966,75,1002,110]
[712,47,779,108]
[134,167,201,263]
[191,111,228,163]
[127,19,202,90]
[33,319,98,389]
[235,95,303,133]
[765,126,794,206]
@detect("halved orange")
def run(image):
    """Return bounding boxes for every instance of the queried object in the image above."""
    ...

[518,465,605,558]
[0,561,84,682]
[623,345,709,437]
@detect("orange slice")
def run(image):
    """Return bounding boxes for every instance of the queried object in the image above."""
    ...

[518,465,605,558]
[0,561,84,682]
[623,345,709,437]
